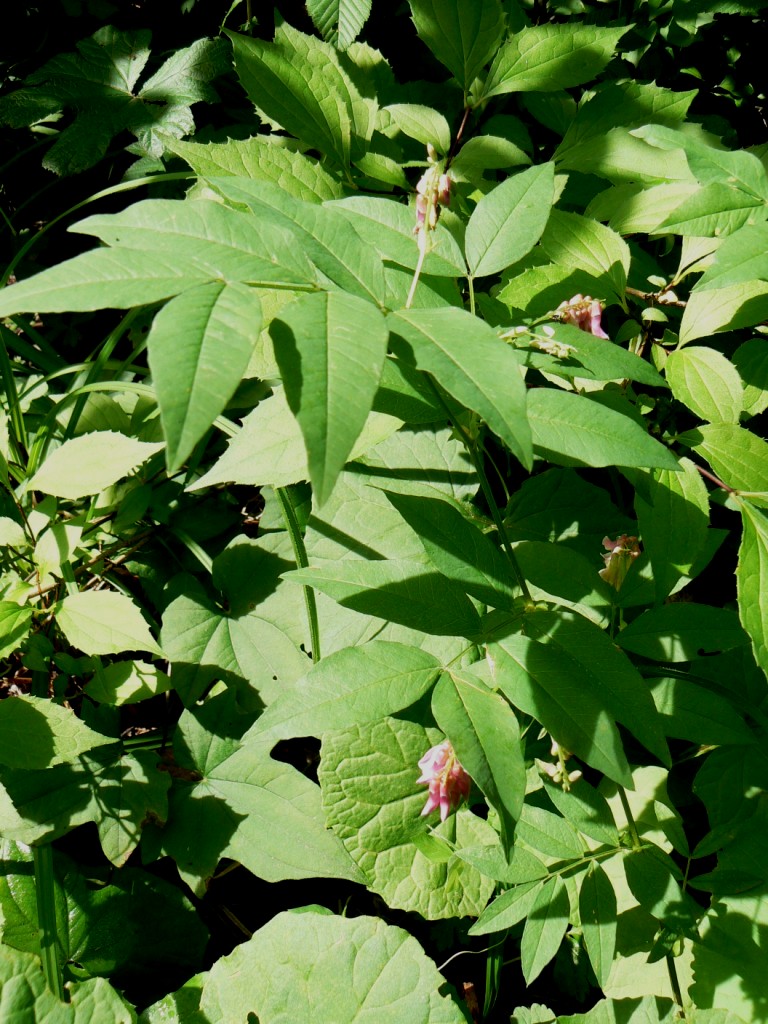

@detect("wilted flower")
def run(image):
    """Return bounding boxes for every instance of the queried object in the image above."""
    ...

[599,534,641,590]
[555,294,609,340]
[417,740,471,822]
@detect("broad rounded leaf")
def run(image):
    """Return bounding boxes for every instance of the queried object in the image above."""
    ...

[666,346,743,423]
[0,696,112,770]
[199,910,468,1022]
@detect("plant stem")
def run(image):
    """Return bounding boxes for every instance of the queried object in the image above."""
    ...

[275,485,321,662]
[405,238,428,309]
[666,952,685,1015]
[618,786,642,851]
[33,843,65,1000]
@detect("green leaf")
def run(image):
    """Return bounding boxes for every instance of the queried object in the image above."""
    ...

[148,282,261,472]
[0,747,169,866]
[649,677,755,746]
[483,25,628,100]
[617,604,749,662]
[541,775,619,847]
[389,307,532,469]
[666,346,744,423]
[493,608,669,771]
[56,590,163,657]
[432,671,525,851]
[508,324,666,389]
[734,337,768,419]
[470,879,544,936]
[737,501,768,677]
[383,104,452,154]
[465,163,555,279]
[197,910,468,1022]
[586,181,701,234]
[580,862,617,988]
[85,660,172,705]
[162,701,362,887]
[0,249,213,318]
[696,222,768,291]
[506,467,635,562]
[684,423,768,493]
[520,875,570,984]
[623,846,701,936]
[227,24,373,168]
[384,490,519,610]
[679,281,768,346]
[321,717,496,919]
[490,630,631,786]
[73,198,317,287]
[330,195,466,276]
[0,841,204,984]
[657,183,766,237]
[307,0,372,49]
[284,559,483,638]
[636,124,768,200]
[160,571,308,707]
[558,995,677,1024]
[271,291,389,506]
[0,28,228,175]
[30,432,162,499]
[0,943,135,1022]
[517,801,584,860]
[556,81,697,168]
[408,0,505,94]
[0,602,33,660]
[512,540,614,627]
[252,641,441,742]
[0,696,111,770]
[540,210,630,303]
[527,390,679,471]
[633,457,710,604]
[170,136,345,201]
[205,176,386,305]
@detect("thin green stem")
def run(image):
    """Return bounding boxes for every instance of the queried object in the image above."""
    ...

[666,953,685,1015]
[467,275,476,316]
[275,486,321,663]
[0,326,28,454]
[618,787,642,851]
[33,844,65,1000]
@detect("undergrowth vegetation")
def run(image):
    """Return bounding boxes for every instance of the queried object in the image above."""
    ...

[0,0,767,1020]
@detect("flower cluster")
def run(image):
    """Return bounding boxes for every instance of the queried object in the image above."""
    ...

[417,740,471,822]
[555,294,609,339]
[415,168,451,231]
[539,739,582,790]
[599,534,641,590]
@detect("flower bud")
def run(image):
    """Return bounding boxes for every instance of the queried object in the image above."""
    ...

[417,740,471,822]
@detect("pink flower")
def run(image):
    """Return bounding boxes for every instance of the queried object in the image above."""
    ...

[599,534,641,590]
[417,740,471,822]
[414,168,451,232]
[555,294,610,340]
